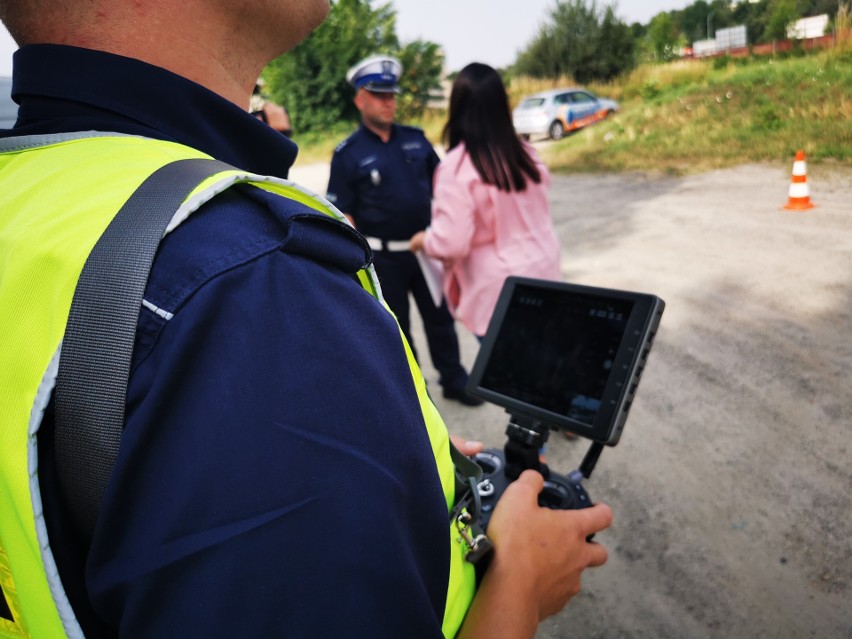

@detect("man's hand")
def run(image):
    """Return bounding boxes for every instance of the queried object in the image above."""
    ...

[458,470,613,639]
[488,471,611,616]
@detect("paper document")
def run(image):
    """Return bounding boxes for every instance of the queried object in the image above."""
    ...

[415,252,444,307]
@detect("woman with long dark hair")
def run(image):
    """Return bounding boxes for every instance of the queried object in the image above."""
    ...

[410,62,561,339]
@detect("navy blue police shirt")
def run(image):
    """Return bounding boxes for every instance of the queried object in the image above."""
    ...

[327,123,441,240]
[3,45,455,638]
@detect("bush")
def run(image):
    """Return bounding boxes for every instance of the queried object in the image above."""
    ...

[753,104,783,131]
[713,55,732,70]
[640,79,662,100]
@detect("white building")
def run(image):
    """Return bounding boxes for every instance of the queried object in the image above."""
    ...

[788,15,829,40]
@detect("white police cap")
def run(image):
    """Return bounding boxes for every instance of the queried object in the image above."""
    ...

[346,55,403,94]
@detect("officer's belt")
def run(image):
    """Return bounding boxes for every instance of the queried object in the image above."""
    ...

[365,236,411,252]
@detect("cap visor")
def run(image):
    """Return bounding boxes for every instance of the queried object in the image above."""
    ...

[364,85,401,94]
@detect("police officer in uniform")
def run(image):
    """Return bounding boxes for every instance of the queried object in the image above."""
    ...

[328,55,481,406]
[251,80,293,138]
[0,2,614,634]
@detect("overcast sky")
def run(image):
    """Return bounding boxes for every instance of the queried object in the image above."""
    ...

[393,0,690,71]
[1,1,689,76]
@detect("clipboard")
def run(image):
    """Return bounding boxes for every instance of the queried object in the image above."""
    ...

[415,251,444,307]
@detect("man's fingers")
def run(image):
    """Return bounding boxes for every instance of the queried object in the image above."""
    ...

[577,503,614,536]
[514,474,612,532]
[585,542,609,567]
[514,469,545,495]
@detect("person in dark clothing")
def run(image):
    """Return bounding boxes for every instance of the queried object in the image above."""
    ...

[251,82,293,137]
[0,2,613,638]
[327,55,482,407]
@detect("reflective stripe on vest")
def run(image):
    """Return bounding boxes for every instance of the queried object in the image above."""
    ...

[0,133,475,638]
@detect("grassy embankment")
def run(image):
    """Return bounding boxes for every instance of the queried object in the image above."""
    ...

[294,45,852,175]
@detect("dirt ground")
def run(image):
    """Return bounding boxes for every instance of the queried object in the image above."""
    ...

[289,160,851,638]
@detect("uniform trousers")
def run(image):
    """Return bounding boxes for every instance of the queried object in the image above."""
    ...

[371,250,467,392]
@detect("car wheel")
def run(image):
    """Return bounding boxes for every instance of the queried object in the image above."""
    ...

[548,121,564,141]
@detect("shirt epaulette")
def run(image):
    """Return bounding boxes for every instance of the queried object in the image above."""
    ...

[397,124,426,137]
[334,135,355,154]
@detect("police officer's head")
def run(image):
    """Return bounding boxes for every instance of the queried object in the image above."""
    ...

[0,1,330,64]
[347,55,402,135]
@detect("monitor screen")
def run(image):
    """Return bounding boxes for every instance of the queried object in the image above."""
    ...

[468,278,664,444]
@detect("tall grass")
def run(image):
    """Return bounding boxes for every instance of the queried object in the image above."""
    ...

[540,47,852,174]
[294,35,852,173]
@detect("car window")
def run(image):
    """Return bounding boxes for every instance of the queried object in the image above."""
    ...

[0,77,17,129]
[554,93,571,106]
[519,98,546,109]
[570,92,596,104]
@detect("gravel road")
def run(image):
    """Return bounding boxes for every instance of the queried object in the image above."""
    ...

[289,159,851,638]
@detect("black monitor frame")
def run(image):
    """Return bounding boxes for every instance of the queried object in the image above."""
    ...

[467,277,665,446]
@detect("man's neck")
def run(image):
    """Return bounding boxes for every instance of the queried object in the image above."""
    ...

[24,2,272,109]
[362,121,393,143]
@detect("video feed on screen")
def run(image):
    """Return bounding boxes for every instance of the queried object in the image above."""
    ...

[478,283,634,426]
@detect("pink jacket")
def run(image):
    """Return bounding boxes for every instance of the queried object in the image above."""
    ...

[423,143,561,336]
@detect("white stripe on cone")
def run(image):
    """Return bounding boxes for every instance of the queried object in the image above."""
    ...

[788,183,810,198]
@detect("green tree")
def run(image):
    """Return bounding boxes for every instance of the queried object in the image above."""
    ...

[647,12,680,60]
[800,0,841,17]
[514,0,636,82]
[396,39,445,121]
[765,0,800,40]
[732,0,771,44]
[638,0,838,51]
[263,0,442,133]
[680,0,713,42]
[590,7,637,79]
[676,0,734,43]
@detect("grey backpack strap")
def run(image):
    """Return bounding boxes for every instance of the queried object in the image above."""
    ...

[449,440,484,522]
[55,157,234,540]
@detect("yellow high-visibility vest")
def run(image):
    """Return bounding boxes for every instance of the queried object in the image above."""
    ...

[0,133,475,638]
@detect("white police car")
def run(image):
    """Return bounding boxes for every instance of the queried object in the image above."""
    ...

[513,88,618,141]
[0,76,17,129]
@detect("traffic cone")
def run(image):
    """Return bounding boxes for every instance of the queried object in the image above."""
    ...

[783,150,815,210]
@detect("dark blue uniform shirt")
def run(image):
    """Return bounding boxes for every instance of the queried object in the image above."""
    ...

[327,123,440,240]
[3,45,454,638]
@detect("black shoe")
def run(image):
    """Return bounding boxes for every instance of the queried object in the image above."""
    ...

[442,387,484,407]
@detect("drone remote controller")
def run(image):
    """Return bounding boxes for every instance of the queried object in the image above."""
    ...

[458,278,664,559]
[472,448,592,532]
